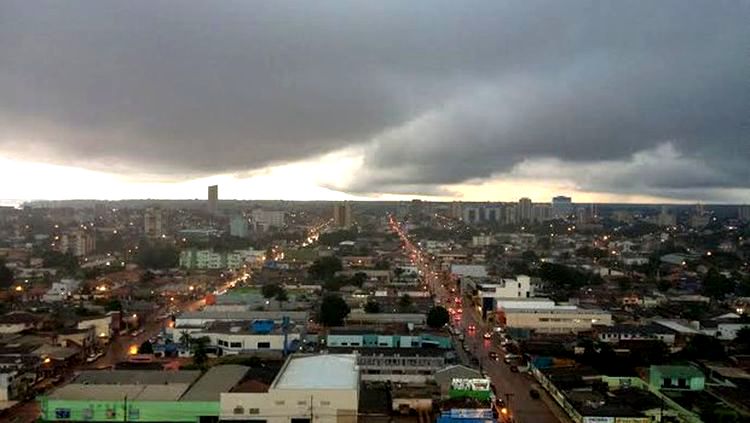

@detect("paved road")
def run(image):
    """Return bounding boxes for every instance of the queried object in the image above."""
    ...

[389,215,568,423]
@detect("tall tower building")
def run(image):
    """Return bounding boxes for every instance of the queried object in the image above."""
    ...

[333,202,353,229]
[518,197,533,222]
[144,207,164,238]
[449,201,463,220]
[739,205,750,222]
[207,185,218,215]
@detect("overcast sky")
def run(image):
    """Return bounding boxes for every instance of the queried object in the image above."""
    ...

[1,1,748,203]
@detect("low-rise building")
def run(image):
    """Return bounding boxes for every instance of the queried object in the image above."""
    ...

[40,366,249,422]
[195,320,302,355]
[221,354,359,423]
[498,302,612,334]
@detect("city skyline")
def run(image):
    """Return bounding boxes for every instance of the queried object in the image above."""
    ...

[1,1,748,204]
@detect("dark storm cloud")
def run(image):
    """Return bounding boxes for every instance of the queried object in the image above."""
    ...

[0,1,748,197]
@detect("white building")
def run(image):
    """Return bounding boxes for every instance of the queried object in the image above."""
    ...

[221,354,359,423]
[43,278,81,302]
[498,299,612,334]
[179,249,263,270]
[450,264,488,279]
[195,321,302,355]
[472,235,495,247]
[143,207,165,238]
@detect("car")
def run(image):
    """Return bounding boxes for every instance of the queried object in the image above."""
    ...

[483,332,492,340]
[510,365,519,373]
[529,389,541,399]
[488,351,498,360]
[468,324,476,331]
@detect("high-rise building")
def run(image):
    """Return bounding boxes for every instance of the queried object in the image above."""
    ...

[333,202,353,229]
[551,196,574,218]
[739,205,750,222]
[58,229,96,257]
[449,201,463,220]
[229,215,249,238]
[518,198,533,222]
[657,206,676,227]
[207,185,218,215]
[144,207,164,238]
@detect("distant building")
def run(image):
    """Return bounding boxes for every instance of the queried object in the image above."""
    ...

[208,185,219,215]
[533,203,552,222]
[229,215,249,238]
[333,202,353,229]
[518,197,533,222]
[56,229,96,257]
[449,201,463,220]
[552,196,573,218]
[657,206,676,227]
[143,207,164,238]
[497,299,612,334]
[251,209,285,231]
[739,205,750,222]
[462,205,501,224]
[180,249,255,270]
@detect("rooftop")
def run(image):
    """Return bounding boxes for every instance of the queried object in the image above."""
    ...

[273,354,358,390]
[71,369,202,385]
[180,365,250,401]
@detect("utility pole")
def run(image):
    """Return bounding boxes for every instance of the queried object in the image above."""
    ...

[123,395,128,423]
[310,395,314,422]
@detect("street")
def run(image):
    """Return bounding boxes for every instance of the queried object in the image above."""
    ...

[389,215,569,423]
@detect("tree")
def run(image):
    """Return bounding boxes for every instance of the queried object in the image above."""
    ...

[0,260,13,288]
[682,334,726,360]
[426,306,450,329]
[308,257,343,281]
[374,259,391,270]
[275,288,289,308]
[350,272,367,287]
[262,283,282,299]
[192,336,210,369]
[702,268,734,300]
[394,267,405,281]
[364,300,381,313]
[398,294,413,312]
[319,294,350,326]
[105,299,122,312]
[734,327,750,352]
[138,341,154,355]
[179,331,192,349]
[135,243,179,269]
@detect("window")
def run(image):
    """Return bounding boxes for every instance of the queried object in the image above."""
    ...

[320,401,331,406]
[55,409,71,419]
[297,401,307,406]
[230,342,242,348]
[292,419,311,423]
[340,342,348,346]
[350,342,360,346]
[234,406,245,415]
[257,342,271,349]
[275,400,286,406]
[248,408,260,414]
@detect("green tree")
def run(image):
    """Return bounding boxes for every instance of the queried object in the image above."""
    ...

[135,243,179,269]
[319,294,351,326]
[702,268,734,300]
[262,283,282,299]
[394,267,405,281]
[105,299,122,312]
[426,306,450,329]
[364,300,381,313]
[138,340,154,355]
[192,336,210,369]
[308,256,343,281]
[734,327,750,352]
[275,288,289,308]
[0,260,13,288]
[398,294,413,312]
[350,272,367,287]
[179,331,192,349]
[682,334,726,360]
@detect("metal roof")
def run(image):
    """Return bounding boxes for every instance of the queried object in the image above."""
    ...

[180,365,250,401]
[273,354,358,390]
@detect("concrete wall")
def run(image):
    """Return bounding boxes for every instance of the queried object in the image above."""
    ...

[221,388,357,423]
